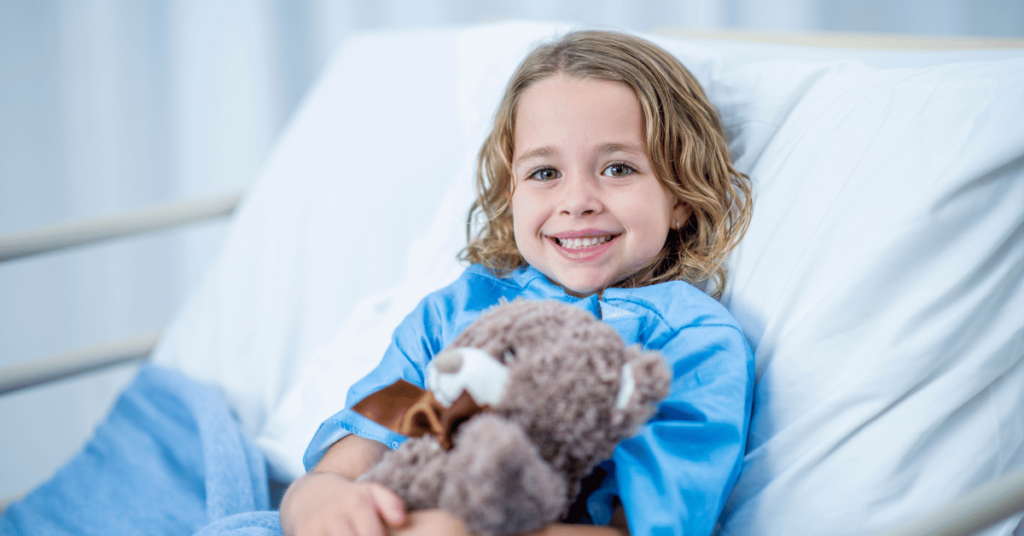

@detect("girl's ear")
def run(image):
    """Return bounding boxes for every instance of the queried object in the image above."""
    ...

[672,201,692,229]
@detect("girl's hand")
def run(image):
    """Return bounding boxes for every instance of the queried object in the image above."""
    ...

[280,434,405,536]
[388,509,469,536]
[280,470,405,536]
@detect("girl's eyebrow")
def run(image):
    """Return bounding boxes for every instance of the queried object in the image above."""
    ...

[513,142,646,167]
[514,146,555,166]
[599,142,645,157]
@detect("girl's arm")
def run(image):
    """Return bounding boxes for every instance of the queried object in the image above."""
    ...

[519,506,629,536]
[280,435,406,536]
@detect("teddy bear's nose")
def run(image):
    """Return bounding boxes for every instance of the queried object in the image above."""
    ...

[433,350,464,374]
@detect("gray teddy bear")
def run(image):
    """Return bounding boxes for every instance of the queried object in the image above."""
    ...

[358,299,671,536]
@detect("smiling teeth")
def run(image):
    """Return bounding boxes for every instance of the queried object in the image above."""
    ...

[556,235,612,249]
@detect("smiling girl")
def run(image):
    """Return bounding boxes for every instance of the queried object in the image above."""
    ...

[281,30,754,536]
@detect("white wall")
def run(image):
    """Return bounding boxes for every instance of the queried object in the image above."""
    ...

[1,0,1021,502]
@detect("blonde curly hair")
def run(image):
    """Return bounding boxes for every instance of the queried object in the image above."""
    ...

[459,30,752,298]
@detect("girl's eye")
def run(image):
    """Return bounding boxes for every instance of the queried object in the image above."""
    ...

[603,163,635,178]
[529,168,560,181]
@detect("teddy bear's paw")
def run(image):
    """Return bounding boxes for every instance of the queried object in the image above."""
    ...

[359,437,447,510]
[439,414,567,536]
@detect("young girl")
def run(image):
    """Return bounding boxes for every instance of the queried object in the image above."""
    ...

[280,30,754,536]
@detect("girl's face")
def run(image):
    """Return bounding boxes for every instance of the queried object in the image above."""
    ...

[510,75,689,297]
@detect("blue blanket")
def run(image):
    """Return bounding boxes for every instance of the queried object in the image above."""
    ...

[1,365,282,535]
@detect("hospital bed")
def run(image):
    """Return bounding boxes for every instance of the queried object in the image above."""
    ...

[1,21,1022,536]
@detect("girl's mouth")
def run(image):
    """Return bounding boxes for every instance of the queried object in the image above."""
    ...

[550,234,618,250]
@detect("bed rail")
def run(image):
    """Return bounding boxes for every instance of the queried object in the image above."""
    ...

[877,467,1024,536]
[0,332,161,396]
[0,192,241,263]
[653,28,1024,49]
[0,192,241,395]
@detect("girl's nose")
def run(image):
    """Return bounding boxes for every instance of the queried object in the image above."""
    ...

[558,173,603,217]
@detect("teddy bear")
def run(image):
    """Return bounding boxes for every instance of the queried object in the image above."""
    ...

[354,299,671,536]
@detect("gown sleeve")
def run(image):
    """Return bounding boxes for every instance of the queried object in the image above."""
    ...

[586,322,755,536]
[301,293,449,470]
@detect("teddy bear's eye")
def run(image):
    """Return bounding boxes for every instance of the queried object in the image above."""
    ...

[502,349,516,364]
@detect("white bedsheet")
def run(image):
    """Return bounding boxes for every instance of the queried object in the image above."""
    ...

[152,22,1024,535]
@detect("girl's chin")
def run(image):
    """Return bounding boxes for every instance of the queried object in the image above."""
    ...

[553,275,618,298]
[561,285,596,298]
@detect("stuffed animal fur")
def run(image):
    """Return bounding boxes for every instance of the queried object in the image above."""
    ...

[358,299,671,536]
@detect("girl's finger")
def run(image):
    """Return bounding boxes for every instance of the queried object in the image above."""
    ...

[369,483,407,526]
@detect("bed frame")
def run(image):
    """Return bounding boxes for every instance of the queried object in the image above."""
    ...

[0,192,240,395]
[1,29,1021,536]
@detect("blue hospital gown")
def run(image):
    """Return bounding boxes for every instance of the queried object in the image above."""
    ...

[304,264,754,536]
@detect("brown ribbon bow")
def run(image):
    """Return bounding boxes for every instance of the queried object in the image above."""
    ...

[352,379,487,450]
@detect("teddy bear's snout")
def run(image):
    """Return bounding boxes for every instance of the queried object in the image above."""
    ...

[427,347,509,407]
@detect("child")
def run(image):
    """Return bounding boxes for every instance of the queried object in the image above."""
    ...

[280,29,754,536]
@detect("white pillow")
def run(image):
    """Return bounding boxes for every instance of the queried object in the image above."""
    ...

[631,33,1024,535]
[712,58,1024,535]
[155,20,1024,534]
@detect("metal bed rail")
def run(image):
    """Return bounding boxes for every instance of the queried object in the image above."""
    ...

[0,192,241,263]
[0,332,161,396]
[877,468,1024,536]
[0,192,241,395]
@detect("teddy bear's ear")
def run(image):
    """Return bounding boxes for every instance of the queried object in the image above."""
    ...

[611,347,671,432]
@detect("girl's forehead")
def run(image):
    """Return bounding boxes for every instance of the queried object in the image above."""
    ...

[518,74,638,110]
[513,76,645,154]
